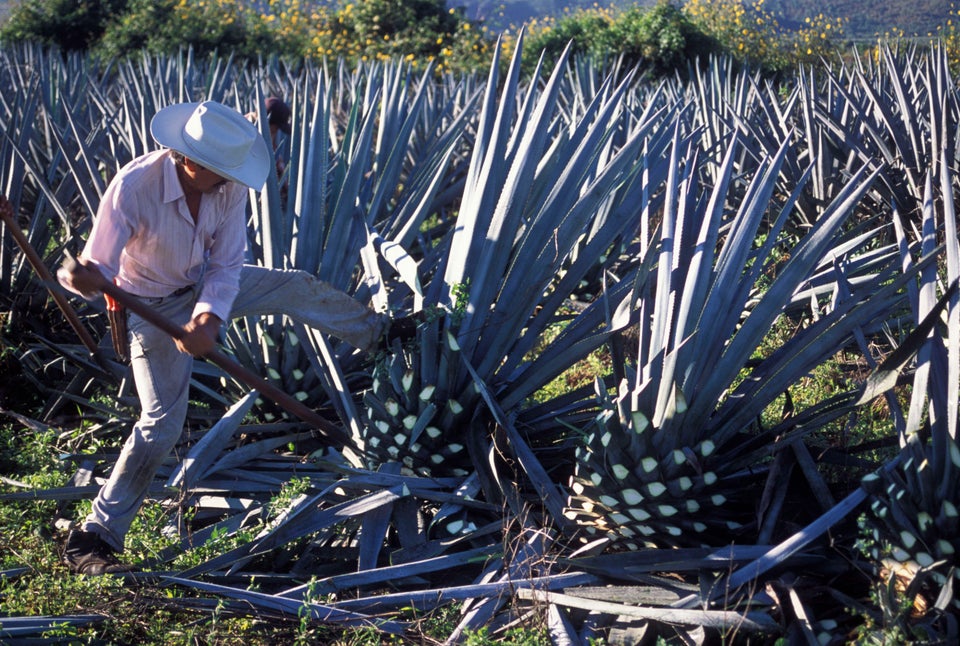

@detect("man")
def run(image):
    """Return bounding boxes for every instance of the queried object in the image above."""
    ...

[57,100,405,574]
[264,96,291,148]
[246,96,291,178]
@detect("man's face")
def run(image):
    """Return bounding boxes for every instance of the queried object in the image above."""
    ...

[183,158,230,193]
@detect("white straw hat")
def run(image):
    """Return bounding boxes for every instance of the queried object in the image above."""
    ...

[150,101,271,190]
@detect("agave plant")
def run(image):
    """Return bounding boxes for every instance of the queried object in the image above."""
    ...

[220,60,479,429]
[357,35,680,490]
[860,159,960,619]
[564,116,913,550]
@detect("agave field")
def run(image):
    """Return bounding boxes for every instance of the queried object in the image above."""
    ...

[2,35,960,643]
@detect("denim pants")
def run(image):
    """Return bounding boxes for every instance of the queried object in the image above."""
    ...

[83,266,384,551]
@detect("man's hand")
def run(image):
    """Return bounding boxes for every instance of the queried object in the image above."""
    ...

[56,255,108,300]
[176,312,222,357]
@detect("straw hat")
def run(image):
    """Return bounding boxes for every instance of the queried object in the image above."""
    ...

[150,100,271,190]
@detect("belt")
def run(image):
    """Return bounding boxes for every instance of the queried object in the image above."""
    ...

[143,285,194,302]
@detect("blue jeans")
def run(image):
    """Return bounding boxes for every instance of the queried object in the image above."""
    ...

[83,266,384,551]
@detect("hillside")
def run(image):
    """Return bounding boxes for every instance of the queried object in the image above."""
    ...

[457,0,957,40]
[0,0,953,47]
[762,0,955,38]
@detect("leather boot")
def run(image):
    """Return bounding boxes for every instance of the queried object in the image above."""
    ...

[63,530,134,575]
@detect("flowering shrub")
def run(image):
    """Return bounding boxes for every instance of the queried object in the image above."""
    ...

[1,0,954,77]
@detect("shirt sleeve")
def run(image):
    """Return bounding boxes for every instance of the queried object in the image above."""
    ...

[191,183,248,322]
[80,176,134,284]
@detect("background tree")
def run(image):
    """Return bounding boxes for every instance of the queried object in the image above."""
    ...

[97,0,268,61]
[317,0,488,72]
[523,1,721,77]
[0,0,129,51]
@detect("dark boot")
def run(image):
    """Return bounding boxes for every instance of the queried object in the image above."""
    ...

[382,311,428,348]
[63,530,134,575]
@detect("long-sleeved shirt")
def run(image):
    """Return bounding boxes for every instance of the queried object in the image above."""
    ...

[80,149,247,322]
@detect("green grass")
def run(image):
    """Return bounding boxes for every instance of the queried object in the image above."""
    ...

[0,419,548,644]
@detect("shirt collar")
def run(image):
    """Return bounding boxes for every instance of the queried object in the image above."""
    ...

[161,151,228,205]
[161,151,185,204]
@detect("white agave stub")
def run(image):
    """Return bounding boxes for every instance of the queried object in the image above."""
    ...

[612,464,630,480]
[631,411,649,434]
[426,426,442,439]
[699,439,715,456]
[658,505,678,517]
[622,489,643,505]
[641,457,658,473]
[951,442,960,468]
[628,508,651,521]
[403,415,417,430]
[386,399,400,416]
[446,331,460,351]
[672,450,686,465]
[600,495,620,508]
[394,433,407,445]
[402,371,414,392]
[899,531,917,550]
[420,385,435,401]
[916,552,935,567]
[646,482,667,497]
[375,420,391,434]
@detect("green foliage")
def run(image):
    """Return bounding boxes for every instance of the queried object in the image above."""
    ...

[96,0,270,61]
[524,1,721,76]
[333,0,460,58]
[609,2,719,74]
[314,0,490,72]
[464,625,550,645]
[0,0,128,51]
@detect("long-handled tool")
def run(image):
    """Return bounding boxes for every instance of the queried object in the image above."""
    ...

[60,252,360,452]
[0,198,113,375]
